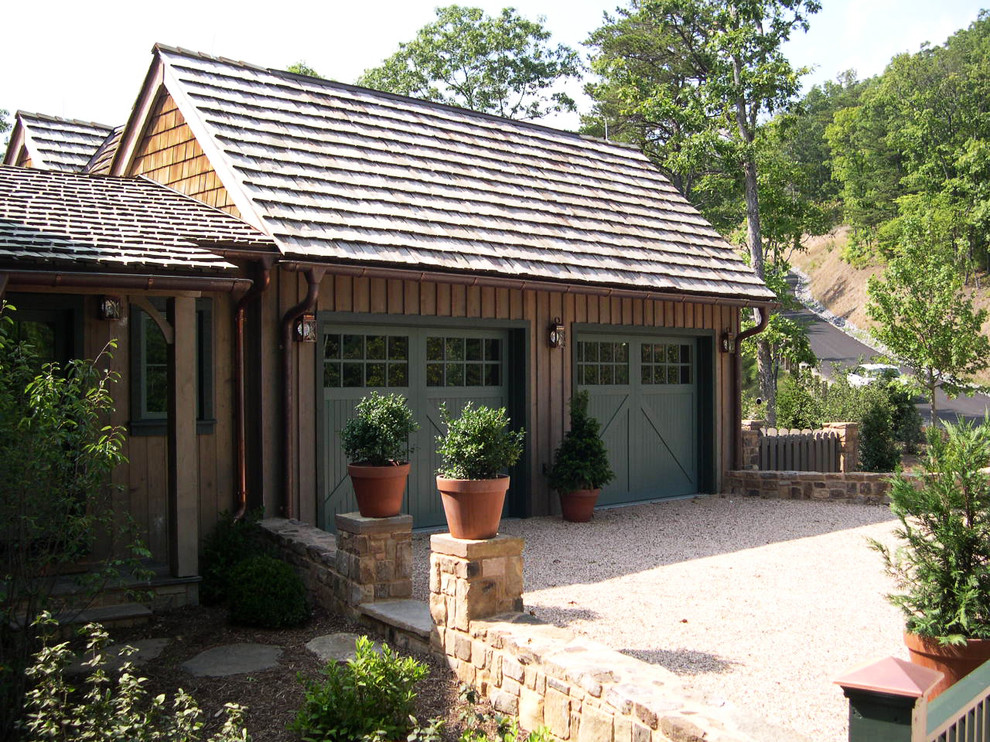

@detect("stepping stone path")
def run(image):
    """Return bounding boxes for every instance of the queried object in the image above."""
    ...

[181,643,282,678]
[305,632,382,664]
[67,638,171,677]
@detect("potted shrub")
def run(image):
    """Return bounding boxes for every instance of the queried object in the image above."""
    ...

[435,402,525,539]
[871,419,990,698]
[548,391,614,522]
[341,391,418,518]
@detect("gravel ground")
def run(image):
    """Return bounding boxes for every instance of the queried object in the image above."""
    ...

[412,495,905,742]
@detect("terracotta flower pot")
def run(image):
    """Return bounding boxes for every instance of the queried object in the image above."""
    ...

[436,475,510,539]
[559,488,600,523]
[904,631,990,699]
[348,463,410,518]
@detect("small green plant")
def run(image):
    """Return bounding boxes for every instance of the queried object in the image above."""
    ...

[436,403,525,480]
[871,420,990,644]
[547,391,614,492]
[291,635,428,742]
[200,509,268,606]
[456,685,554,742]
[341,392,419,466]
[23,613,249,742]
[227,555,309,629]
[859,394,900,472]
[775,371,824,430]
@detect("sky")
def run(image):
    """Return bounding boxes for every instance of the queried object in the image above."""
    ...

[1,0,986,133]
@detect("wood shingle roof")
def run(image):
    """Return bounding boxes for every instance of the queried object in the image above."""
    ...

[5,112,116,172]
[151,46,774,302]
[0,165,274,272]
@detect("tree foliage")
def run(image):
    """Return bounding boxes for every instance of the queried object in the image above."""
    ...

[287,61,321,78]
[358,5,581,120]
[867,220,990,422]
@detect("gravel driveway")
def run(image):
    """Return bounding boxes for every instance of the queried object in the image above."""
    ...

[412,495,905,742]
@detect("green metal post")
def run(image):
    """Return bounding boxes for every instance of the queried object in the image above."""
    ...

[836,657,943,742]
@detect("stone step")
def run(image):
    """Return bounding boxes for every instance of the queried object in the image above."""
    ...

[359,599,433,640]
[66,602,153,628]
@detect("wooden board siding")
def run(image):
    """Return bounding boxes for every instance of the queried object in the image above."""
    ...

[16,150,31,168]
[79,293,236,565]
[128,94,240,216]
[287,271,740,522]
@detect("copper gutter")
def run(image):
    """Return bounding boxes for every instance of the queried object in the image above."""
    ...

[233,259,272,520]
[279,261,777,310]
[0,270,252,294]
[279,267,325,518]
[733,307,772,469]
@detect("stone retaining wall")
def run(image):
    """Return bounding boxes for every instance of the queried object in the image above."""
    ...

[259,514,412,618]
[722,469,892,504]
[429,534,754,742]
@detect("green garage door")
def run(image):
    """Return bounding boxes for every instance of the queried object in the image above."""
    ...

[321,325,509,530]
[575,332,708,505]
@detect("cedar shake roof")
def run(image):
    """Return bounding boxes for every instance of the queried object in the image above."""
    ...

[83,126,124,175]
[0,165,274,271]
[146,45,773,302]
[5,112,115,172]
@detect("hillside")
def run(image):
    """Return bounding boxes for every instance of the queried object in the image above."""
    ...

[789,228,990,384]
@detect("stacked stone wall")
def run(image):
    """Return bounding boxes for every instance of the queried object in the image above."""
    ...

[722,470,891,504]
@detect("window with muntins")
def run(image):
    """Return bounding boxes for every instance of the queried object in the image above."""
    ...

[323,333,410,388]
[426,336,502,387]
[576,341,630,385]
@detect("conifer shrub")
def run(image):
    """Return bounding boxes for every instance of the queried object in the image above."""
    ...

[547,391,614,492]
[227,555,308,629]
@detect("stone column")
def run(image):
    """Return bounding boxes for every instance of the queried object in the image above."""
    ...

[429,534,524,681]
[824,422,859,472]
[740,419,763,470]
[335,513,413,607]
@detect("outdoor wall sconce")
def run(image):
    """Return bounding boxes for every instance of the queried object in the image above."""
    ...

[720,330,737,354]
[295,313,318,343]
[98,295,122,321]
[548,317,566,349]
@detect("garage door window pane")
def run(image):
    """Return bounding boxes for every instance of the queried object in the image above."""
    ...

[389,336,408,361]
[446,363,464,386]
[367,336,386,360]
[343,363,363,387]
[324,363,341,387]
[466,338,482,361]
[343,335,364,359]
[427,363,443,387]
[367,363,387,387]
[576,341,629,386]
[325,333,410,389]
[428,336,502,387]
[643,342,692,385]
[446,338,465,362]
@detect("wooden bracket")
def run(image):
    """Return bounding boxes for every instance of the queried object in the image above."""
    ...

[130,295,174,344]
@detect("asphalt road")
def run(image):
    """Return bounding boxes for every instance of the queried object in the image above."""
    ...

[780,278,989,424]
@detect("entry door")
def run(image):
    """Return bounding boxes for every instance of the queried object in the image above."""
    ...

[575,334,700,505]
[321,325,509,530]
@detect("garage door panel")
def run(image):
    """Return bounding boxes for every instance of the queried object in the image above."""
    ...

[578,332,704,505]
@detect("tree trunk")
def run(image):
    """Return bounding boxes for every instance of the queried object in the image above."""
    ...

[929,382,938,427]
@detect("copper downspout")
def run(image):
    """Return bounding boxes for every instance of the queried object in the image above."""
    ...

[233,260,272,520]
[279,268,324,518]
[733,306,772,469]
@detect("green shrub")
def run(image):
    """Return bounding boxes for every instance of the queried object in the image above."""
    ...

[24,613,248,742]
[872,420,990,643]
[886,382,924,453]
[340,392,418,466]
[775,371,824,429]
[859,394,900,472]
[436,403,525,480]
[200,510,268,606]
[547,391,614,492]
[227,555,308,629]
[291,636,427,742]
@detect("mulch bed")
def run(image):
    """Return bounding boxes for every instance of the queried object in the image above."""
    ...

[108,604,493,741]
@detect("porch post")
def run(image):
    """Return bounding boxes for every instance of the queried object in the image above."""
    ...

[167,296,198,577]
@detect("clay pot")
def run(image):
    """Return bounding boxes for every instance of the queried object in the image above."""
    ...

[348,463,410,518]
[559,488,601,522]
[904,631,990,699]
[436,475,510,539]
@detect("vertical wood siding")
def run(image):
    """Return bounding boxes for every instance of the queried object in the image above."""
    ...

[128,94,240,216]
[294,272,740,520]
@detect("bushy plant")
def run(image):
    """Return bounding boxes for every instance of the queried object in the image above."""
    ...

[227,555,309,629]
[871,420,990,644]
[436,403,525,480]
[23,613,248,742]
[0,304,147,737]
[200,510,268,606]
[775,371,824,429]
[547,392,614,492]
[291,635,427,742]
[859,393,899,472]
[886,381,924,453]
[341,392,418,466]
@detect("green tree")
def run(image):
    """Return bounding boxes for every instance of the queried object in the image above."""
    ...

[867,219,990,423]
[358,5,581,120]
[287,61,321,78]
[585,0,819,423]
[1,109,10,147]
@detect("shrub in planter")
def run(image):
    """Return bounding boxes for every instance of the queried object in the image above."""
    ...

[227,555,309,629]
[871,419,990,696]
[291,635,427,742]
[436,403,525,539]
[548,391,614,522]
[341,392,418,518]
